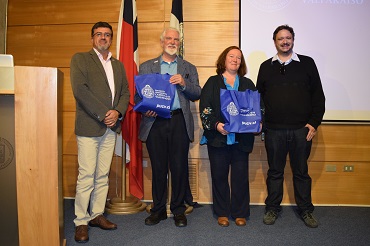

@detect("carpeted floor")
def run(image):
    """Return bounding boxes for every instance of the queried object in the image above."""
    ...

[64,199,370,246]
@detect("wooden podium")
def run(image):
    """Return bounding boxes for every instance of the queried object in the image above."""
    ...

[14,66,65,245]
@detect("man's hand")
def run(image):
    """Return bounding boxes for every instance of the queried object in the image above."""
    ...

[144,110,157,118]
[169,74,186,87]
[305,123,316,141]
[104,110,119,128]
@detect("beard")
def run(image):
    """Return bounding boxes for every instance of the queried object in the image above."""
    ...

[96,40,111,51]
[165,45,178,56]
[97,44,110,51]
[280,43,293,54]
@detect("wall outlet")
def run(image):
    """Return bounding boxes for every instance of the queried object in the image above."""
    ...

[142,160,148,168]
[343,165,354,172]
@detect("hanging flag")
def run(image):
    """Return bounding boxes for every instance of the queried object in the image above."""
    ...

[116,0,143,199]
[170,0,184,58]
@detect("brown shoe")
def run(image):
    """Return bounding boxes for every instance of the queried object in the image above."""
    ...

[235,218,247,226]
[74,225,89,243]
[89,215,117,230]
[217,217,229,227]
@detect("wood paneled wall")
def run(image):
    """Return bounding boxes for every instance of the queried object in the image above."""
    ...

[7,0,370,205]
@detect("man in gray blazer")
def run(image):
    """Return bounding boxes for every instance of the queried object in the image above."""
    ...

[137,27,201,227]
[70,21,129,243]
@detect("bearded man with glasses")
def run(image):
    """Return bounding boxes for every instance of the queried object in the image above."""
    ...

[70,21,130,243]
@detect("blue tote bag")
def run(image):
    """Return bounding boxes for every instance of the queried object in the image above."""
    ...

[220,89,261,133]
[134,73,176,118]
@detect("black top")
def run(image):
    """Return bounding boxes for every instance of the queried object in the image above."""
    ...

[199,75,258,153]
[256,54,325,130]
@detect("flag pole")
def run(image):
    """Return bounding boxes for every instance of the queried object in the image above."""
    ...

[106,0,146,215]
[106,140,146,214]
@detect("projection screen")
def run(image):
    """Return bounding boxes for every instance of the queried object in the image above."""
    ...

[240,0,370,122]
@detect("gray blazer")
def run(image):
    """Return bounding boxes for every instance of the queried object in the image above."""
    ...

[70,49,130,137]
[137,55,201,142]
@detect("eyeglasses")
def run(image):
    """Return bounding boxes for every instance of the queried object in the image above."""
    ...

[92,32,112,38]
[280,62,286,75]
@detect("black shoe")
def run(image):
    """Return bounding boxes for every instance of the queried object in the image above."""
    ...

[263,210,278,225]
[301,211,318,228]
[189,202,204,208]
[174,213,187,227]
[145,211,167,226]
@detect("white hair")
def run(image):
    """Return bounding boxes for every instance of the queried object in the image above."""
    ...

[160,27,180,41]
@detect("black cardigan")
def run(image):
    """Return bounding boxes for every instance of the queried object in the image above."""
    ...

[199,74,257,153]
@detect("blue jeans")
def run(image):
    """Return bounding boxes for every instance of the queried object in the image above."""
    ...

[264,127,314,214]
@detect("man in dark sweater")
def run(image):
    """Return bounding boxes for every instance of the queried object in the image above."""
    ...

[256,25,325,228]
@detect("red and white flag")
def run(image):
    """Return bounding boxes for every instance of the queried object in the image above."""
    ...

[116,0,143,199]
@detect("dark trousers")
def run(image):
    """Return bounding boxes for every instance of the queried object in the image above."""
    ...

[207,144,250,218]
[146,112,189,215]
[184,163,194,205]
[264,127,314,213]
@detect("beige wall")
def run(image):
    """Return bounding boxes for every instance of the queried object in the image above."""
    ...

[6,0,370,205]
